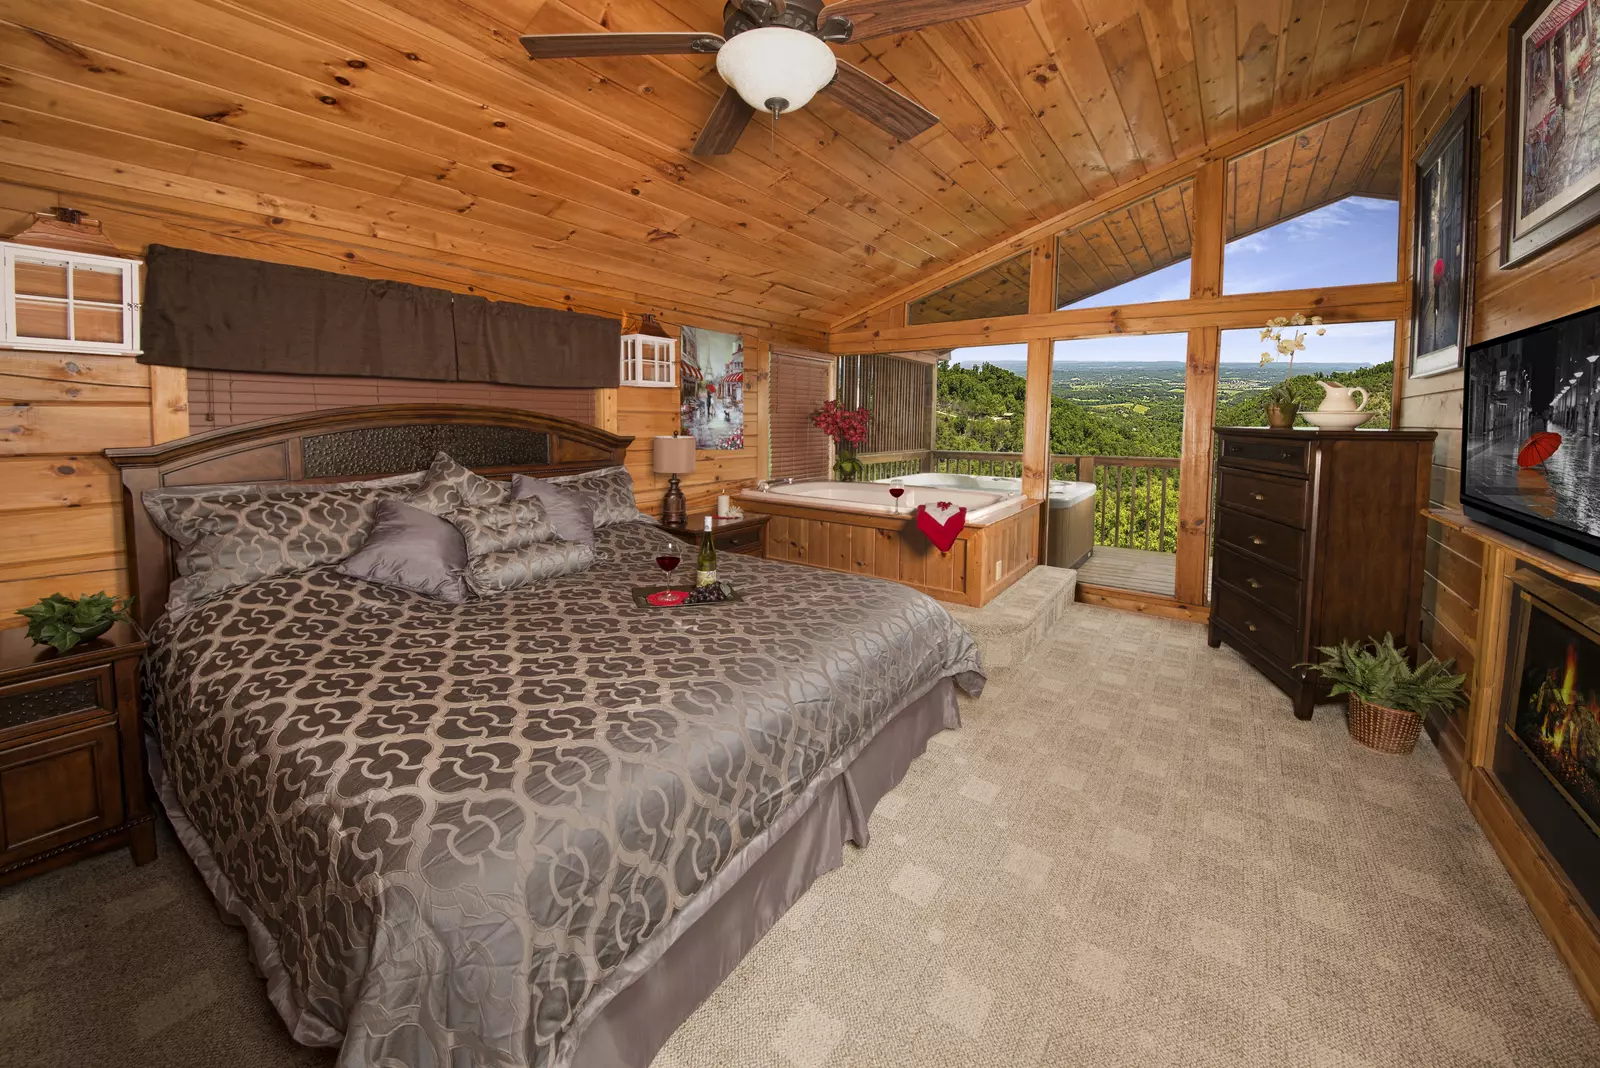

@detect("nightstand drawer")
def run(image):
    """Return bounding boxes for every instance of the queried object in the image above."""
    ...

[1215,507,1305,576]
[1217,468,1310,529]
[716,527,764,554]
[0,666,114,736]
[0,719,124,862]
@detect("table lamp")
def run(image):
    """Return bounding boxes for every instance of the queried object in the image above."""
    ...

[653,433,695,527]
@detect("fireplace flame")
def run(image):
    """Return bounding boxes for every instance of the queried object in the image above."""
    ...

[1562,644,1579,706]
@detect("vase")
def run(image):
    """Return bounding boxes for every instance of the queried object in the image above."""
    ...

[1265,402,1299,429]
[833,444,864,482]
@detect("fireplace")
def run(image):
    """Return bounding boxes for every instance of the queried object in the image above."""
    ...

[1495,568,1600,917]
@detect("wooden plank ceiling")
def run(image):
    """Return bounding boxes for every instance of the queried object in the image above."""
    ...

[905,84,1405,325]
[0,0,1433,341]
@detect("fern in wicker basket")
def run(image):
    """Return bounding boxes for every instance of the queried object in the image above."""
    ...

[1306,634,1466,753]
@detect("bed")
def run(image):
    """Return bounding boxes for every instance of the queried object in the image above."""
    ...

[107,405,984,1068]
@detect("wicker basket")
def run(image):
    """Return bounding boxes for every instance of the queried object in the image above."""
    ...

[1346,694,1423,754]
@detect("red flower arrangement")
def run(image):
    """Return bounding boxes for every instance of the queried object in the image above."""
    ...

[810,400,870,448]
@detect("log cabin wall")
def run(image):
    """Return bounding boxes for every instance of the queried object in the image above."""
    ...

[1400,0,1600,760]
[0,178,773,628]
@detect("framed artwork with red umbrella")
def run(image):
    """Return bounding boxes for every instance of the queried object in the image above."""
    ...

[1410,88,1478,379]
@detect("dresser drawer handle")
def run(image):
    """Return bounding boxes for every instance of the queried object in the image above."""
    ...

[1250,492,1266,501]
[1246,621,1258,633]
[1247,577,1261,589]
[1249,535,1265,546]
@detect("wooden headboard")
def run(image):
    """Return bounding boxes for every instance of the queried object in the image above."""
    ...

[105,404,634,629]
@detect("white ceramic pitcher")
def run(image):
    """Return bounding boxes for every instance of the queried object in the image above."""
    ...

[1316,381,1368,412]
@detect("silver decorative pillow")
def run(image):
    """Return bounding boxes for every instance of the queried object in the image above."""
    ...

[548,465,646,528]
[446,498,552,557]
[338,500,472,603]
[467,539,596,596]
[406,451,510,516]
[144,471,424,616]
[511,474,597,544]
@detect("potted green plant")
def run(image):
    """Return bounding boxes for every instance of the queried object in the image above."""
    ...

[1307,634,1466,754]
[1258,313,1325,428]
[17,592,136,654]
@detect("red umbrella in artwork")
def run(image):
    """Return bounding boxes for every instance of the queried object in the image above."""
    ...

[1517,431,1562,468]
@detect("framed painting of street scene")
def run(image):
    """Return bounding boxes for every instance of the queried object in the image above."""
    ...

[679,326,745,450]
[1411,88,1477,379]
[1504,0,1600,267]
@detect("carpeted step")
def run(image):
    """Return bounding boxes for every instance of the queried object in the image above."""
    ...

[943,565,1077,673]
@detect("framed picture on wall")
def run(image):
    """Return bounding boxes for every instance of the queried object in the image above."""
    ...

[1410,88,1477,379]
[1503,0,1600,267]
[679,325,745,450]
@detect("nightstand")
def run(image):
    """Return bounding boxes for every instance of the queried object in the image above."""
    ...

[0,623,156,887]
[664,512,770,557]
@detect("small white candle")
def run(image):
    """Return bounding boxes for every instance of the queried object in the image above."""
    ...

[716,494,731,518]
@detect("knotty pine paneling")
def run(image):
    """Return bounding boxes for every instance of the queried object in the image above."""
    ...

[1401,0,1600,693]
[0,349,148,627]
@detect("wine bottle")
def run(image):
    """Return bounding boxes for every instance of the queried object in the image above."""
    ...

[695,515,717,588]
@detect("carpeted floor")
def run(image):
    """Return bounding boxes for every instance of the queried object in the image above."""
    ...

[4,606,1599,1068]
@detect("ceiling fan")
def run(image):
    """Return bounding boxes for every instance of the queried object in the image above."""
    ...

[520,0,1029,156]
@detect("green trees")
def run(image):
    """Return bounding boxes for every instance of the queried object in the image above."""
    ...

[934,358,1396,555]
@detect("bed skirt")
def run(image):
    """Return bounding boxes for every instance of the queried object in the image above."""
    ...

[152,675,961,1067]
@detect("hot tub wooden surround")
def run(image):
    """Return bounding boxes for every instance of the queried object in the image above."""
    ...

[738,495,1041,608]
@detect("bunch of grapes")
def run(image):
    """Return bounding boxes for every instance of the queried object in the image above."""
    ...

[684,581,734,605]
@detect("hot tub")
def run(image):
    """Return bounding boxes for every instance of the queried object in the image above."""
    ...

[736,479,1041,608]
[741,479,1023,523]
[887,473,1096,569]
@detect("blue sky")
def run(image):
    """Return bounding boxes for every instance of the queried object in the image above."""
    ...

[949,196,1400,367]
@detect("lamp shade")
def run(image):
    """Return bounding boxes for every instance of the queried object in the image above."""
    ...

[715,27,837,114]
[653,434,696,475]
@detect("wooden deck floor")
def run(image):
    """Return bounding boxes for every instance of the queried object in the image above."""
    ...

[1075,546,1177,597]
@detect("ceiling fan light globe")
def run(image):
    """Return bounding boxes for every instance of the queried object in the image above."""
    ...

[715,27,837,115]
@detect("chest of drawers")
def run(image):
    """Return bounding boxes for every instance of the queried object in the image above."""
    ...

[1206,427,1436,720]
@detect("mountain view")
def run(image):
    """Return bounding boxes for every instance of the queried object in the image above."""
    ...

[935,359,1394,552]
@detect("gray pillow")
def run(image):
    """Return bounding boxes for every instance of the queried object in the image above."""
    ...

[511,474,596,544]
[547,465,646,527]
[406,451,510,516]
[143,471,426,616]
[467,539,596,597]
[338,500,471,603]
[446,498,552,557]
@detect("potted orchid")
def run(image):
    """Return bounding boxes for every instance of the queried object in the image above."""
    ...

[1259,313,1326,428]
[810,400,871,482]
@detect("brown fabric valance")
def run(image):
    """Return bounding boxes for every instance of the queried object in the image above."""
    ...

[451,293,619,388]
[140,245,620,388]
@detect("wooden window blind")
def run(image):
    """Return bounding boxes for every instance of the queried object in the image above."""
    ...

[769,352,831,482]
[187,370,596,430]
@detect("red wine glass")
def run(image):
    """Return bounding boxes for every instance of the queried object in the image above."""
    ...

[888,478,906,513]
[655,542,682,577]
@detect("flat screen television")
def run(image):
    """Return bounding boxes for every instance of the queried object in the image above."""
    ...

[1462,302,1600,572]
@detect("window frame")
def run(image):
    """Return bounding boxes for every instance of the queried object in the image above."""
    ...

[1,242,141,355]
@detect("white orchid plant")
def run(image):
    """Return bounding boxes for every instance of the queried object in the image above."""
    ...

[1261,313,1326,406]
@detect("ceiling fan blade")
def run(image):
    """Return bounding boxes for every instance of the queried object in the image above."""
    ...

[519,32,724,60]
[818,0,1029,42]
[819,61,938,141]
[692,88,756,156]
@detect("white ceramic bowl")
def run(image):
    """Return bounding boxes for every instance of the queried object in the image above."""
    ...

[1300,410,1373,430]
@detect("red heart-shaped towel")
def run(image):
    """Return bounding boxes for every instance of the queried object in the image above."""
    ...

[916,501,967,553]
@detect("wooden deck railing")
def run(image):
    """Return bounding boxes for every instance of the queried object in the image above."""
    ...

[856,449,1180,553]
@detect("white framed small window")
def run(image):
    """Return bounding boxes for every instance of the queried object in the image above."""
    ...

[1,242,141,354]
[620,326,677,388]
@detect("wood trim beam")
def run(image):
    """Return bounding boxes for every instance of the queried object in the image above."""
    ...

[830,57,1414,331]
[1077,584,1212,623]
[147,365,189,444]
[1021,238,1055,501]
[829,282,1407,353]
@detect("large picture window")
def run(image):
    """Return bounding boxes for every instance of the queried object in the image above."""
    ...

[1056,180,1195,310]
[1223,88,1404,294]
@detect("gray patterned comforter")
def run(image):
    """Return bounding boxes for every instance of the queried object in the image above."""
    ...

[145,520,983,1067]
